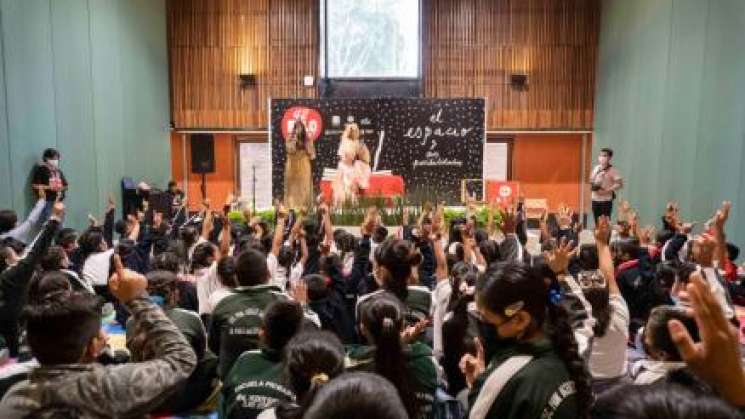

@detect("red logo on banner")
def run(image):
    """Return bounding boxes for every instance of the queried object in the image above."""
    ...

[485,180,520,208]
[281,107,323,142]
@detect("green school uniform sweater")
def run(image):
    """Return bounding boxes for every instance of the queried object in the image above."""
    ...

[220,349,294,419]
[467,338,579,419]
[346,342,438,419]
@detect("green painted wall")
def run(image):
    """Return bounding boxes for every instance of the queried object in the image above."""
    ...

[0,0,170,229]
[595,0,745,245]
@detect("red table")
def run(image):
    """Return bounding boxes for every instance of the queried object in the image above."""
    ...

[320,174,405,203]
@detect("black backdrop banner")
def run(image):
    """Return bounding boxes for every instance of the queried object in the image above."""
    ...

[270,98,485,204]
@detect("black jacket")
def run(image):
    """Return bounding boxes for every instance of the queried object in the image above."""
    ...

[0,218,60,356]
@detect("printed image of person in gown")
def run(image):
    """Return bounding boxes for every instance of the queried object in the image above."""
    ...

[283,118,315,209]
[332,123,371,206]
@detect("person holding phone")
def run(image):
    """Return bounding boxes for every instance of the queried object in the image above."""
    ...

[590,148,623,224]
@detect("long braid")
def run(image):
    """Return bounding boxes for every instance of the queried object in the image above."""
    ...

[547,301,593,418]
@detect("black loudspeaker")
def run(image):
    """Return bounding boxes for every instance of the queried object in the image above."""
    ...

[190,134,215,174]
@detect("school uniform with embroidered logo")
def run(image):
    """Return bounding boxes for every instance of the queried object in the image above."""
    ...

[220,349,295,419]
[468,339,578,419]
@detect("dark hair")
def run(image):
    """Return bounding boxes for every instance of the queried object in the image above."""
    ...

[151,251,181,273]
[27,271,72,304]
[614,238,640,261]
[585,284,611,337]
[578,244,599,270]
[235,248,269,286]
[77,228,105,262]
[304,274,329,301]
[23,291,102,364]
[40,246,68,272]
[372,225,389,244]
[600,147,614,158]
[303,372,408,419]
[644,306,699,361]
[591,382,741,419]
[55,228,78,249]
[478,239,501,266]
[359,294,417,418]
[216,256,237,287]
[276,330,345,419]
[477,262,593,418]
[318,254,342,278]
[146,270,179,308]
[727,242,740,262]
[191,242,216,271]
[42,148,60,161]
[0,209,17,234]
[374,238,422,301]
[179,226,199,249]
[263,300,304,351]
[447,262,478,313]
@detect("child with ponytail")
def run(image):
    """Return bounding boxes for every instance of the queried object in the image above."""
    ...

[258,330,346,419]
[348,293,438,419]
[460,261,593,419]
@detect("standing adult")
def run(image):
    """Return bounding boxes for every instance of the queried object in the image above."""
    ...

[284,118,315,209]
[590,147,623,223]
[31,148,68,220]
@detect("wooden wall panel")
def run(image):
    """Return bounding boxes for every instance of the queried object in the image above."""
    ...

[512,134,592,211]
[168,0,318,129]
[424,0,600,129]
[171,132,237,209]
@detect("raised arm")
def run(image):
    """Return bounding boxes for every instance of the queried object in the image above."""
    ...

[272,204,288,257]
[712,201,731,270]
[595,216,619,296]
[77,257,196,416]
[4,191,47,243]
[103,196,116,248]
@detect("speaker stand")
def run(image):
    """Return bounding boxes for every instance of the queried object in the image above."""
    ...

[200,173,207,201]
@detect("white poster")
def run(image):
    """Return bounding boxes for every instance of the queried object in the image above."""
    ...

[484,142,508,180]
[239,142,273,209]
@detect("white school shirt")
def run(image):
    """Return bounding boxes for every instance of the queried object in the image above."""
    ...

[81,249,116,287]
[589,294,630,379]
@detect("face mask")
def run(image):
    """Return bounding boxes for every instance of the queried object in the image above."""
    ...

[476,317,516,362]
[48,159,59,168]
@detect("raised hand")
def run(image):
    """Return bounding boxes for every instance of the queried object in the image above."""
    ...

[290,279,308,305]
[499,205,517,234]
[401,318,430,344]
[714,201,731,231]
[668,272,745,406]
[361,207,378,235]
[87,214,99,228]
[544,236,574,275]
[594,215,612,244]
[106,194,116,212]
[558,204,573,230]
[108,254,148,303]
[459,337,485,389]
[50,201,65,220]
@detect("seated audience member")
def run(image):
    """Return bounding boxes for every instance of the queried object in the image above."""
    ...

[348,293,438,419]
[0,202,63,357]
[55,227,81,268]
[591,382,743,419]
[585,217,631,392]
[303,372,409,419]
[0,260,196,418]
[460,262,592,419]
[260,330,346,419]
[0,192,46,244]
[304,273,357,344]
[209,248,318,378]
[126,270,218,415]
[631,306,699,385]
[356,235,432,328]
[39,245,92,294]
[221,300,306,419]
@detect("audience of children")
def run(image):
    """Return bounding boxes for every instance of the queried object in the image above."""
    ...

[0,178,744,419]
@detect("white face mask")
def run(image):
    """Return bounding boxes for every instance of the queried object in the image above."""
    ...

[48,159,59,168]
